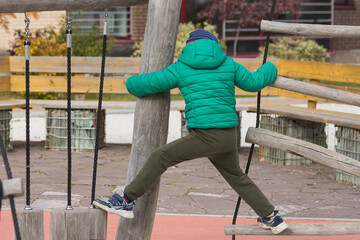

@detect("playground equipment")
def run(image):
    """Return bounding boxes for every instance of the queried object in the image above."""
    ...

[227,1,360,238]
[0,0,359,239]
[0,0,182,240]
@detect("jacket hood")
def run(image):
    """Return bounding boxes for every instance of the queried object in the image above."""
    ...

[178,39,227,69]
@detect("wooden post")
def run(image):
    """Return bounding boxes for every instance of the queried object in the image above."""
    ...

[0,0,148,13]
[50,207,90,240]
[1,178,24,198]
[116,1,182,240]
[307,79,320,109]
[88,208,107,240]
[14,208,44,240]
[270,76,360,107]
[245,127,360,177]
[261,20,360,38]
[225,222,360,235]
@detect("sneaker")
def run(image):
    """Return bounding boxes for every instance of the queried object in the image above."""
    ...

[257,210,288,234]
[93,191,134,218]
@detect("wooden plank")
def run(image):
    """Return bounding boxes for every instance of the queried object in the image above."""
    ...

[8,56,279,76]
[225,222,360,236]
[50,208,90,240]
[10,75,128,93]
[88,208,107,240]
[0,104,27,110]
[245,127,360,177]
[9,74,279,96]
[261,20,360,38]
[1,178,24,198]
[0,56,9,72]
[15,208,44,240]
[233,58,280,71]
[0,0,148,13]
[271,76,360,107]
[279,59,360,84]
[247,105,360,129]
[9,56,140,74]
[0,76,11,91]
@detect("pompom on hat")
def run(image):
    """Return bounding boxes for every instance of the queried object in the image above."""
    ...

[186,30,218,44]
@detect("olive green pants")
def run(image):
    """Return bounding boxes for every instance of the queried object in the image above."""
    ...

[124,127,274,217]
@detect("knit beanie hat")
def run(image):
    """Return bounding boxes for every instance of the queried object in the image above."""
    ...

[186,30,218,44]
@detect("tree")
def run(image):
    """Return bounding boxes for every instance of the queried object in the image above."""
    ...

[198,0,302,57]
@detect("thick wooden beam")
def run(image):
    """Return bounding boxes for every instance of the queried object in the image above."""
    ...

[225,222,360,236]
[270,76,360,107]
[278,59,360,84]
[88,208,107,240]
[15,208,44,240]
[261,20,360,38]
[50,208,90,240]
[247,105,360,129]
[0,0,148,13]
[1,178,24,198]
[116,1,182,240]
[245,127,360,177]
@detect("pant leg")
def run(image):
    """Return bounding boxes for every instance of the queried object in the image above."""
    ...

[208,150,274,217]
[124,128,226,200]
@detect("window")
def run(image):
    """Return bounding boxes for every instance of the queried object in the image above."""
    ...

[222,0,332,56]
[72,7,132,38]
[334,0,353,9]
[334,0,349,5]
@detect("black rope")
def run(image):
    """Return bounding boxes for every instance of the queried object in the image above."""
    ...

[25,57,31,208]
[231,1,277,239]
[66,29,72,209]
[90,31,108,206]
[0,134,22,240]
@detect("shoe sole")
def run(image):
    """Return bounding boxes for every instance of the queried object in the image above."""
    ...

[93,201,134,219]
[257,221,288,234]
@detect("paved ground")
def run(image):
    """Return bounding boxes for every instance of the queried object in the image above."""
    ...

[1,141,359,219]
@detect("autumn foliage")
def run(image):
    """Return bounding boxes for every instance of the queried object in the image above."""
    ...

[198,0,302,28]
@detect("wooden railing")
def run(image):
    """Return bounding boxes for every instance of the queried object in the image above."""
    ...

[1,56,360,106]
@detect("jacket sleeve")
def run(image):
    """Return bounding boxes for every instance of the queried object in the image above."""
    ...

[126,62,180,97]
[234,62,278,92]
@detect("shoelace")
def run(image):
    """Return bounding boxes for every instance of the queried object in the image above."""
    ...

[108,194,125,206]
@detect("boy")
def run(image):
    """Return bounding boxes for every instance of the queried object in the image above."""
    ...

[94,30,288,234]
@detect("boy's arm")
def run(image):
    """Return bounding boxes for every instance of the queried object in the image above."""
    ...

[234,62,278,92]
[126,62,179,97]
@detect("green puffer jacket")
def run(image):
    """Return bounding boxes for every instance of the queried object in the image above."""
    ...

[126,39,277,129]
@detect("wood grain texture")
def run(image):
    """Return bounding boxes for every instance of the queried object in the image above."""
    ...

[0,76,10,91]
[1,178,24,198]
[0,56,9,72]
[116,1,182,240]
[225,222,360,235]
[261,20,360,38]
[247,105,360,129]
[9,56,140,74]
[270,76,360,107]
[50,207,90,240]
[10,75,127,93]
[245,127,360,177]
[14,208,44,240]
[88,208,107,240]
[0,0,147,13]
[279,59,360,84]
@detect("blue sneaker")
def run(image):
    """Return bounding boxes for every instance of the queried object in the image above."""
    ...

[257,210,288,234]
[93,191,134,218]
